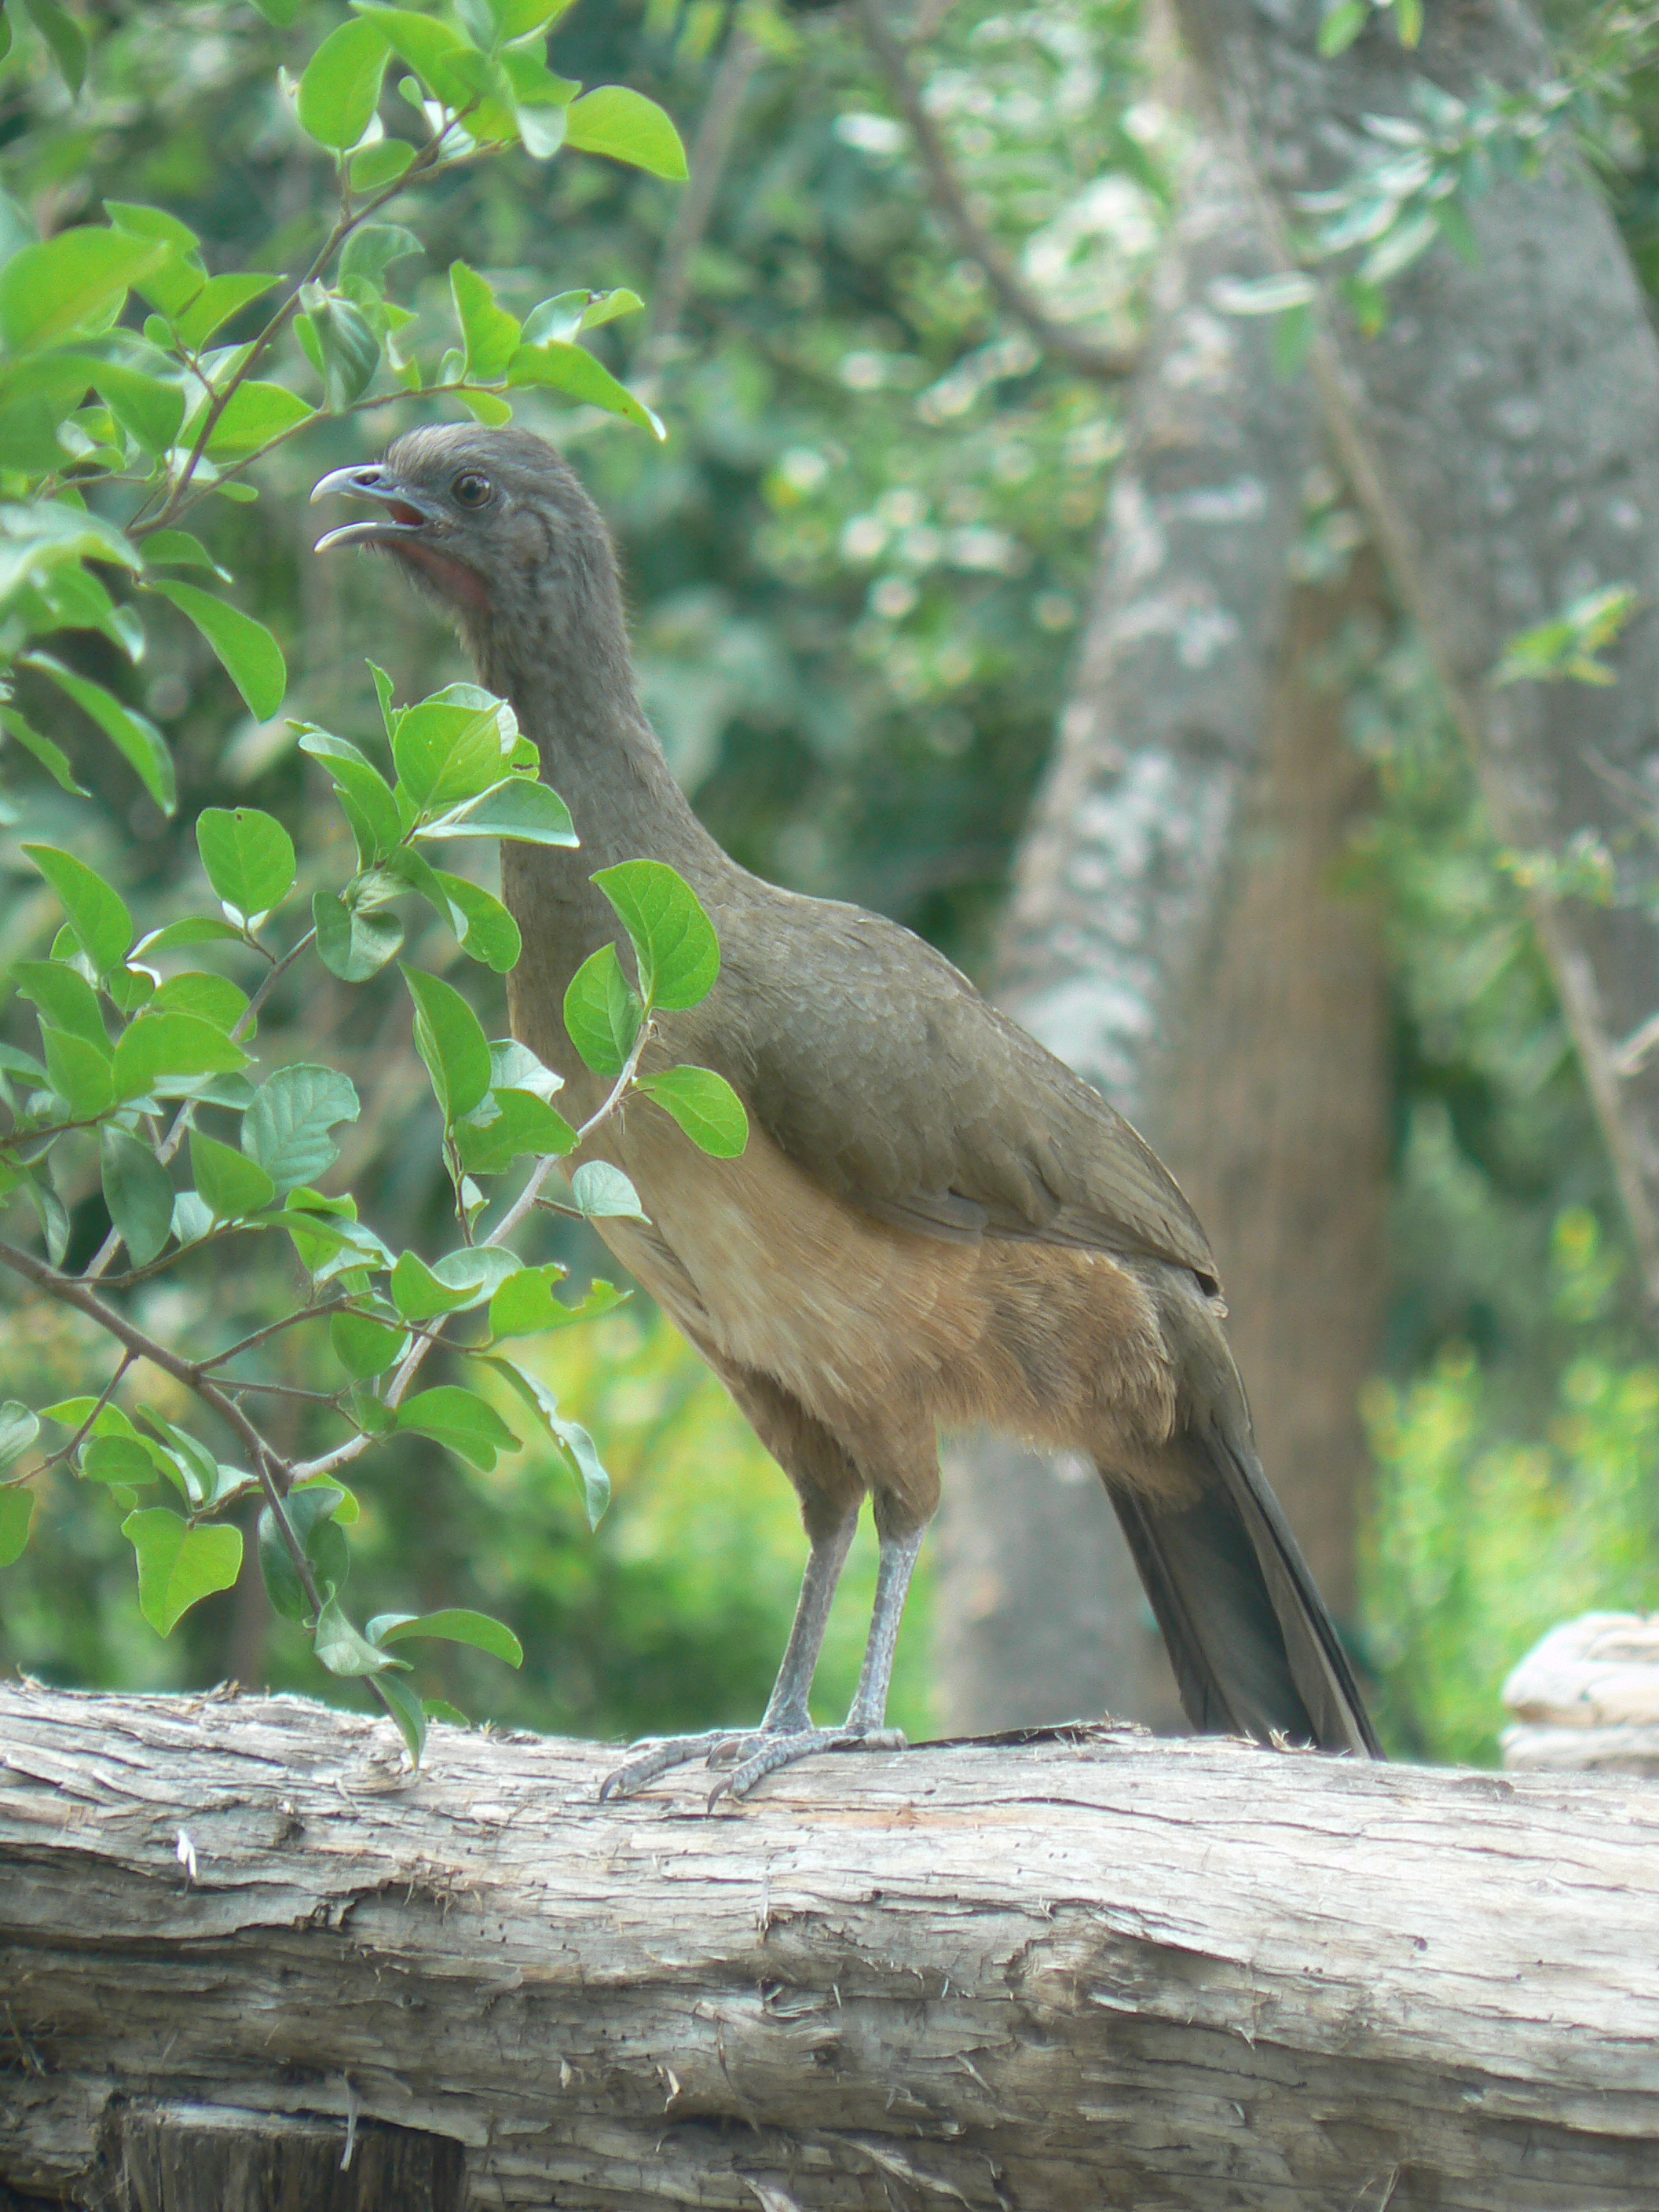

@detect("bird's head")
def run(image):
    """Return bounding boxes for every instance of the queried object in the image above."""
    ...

[312,424,625,690]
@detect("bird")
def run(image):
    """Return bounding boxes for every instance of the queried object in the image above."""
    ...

[313,424,1382,1797]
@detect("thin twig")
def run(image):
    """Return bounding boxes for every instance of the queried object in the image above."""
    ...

[856,0,1139,382]
[197,1295,351,1373]
[636,27,763,373]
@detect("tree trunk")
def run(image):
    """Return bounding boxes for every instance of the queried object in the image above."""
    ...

[936,115,1390,1727]
[6,1685,1659,2210]
[1170,0,1659,1304]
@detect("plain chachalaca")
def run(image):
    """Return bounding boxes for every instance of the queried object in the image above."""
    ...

[314,425,1382,1795]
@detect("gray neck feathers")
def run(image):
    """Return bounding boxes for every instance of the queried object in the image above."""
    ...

[465,498,719,881]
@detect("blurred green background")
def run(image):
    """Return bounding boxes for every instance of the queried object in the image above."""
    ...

[4,0,1659,1766]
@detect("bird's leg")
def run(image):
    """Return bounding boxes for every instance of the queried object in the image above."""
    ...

[709,1522,924,1804]
[598,1510,858,1800]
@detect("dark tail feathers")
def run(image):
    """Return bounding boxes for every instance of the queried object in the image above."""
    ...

[1105,1419,1381,1758]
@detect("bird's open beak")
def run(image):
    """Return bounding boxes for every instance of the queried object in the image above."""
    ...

[310,463,442,553]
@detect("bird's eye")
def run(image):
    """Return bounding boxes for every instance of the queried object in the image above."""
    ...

[452,471,493,509]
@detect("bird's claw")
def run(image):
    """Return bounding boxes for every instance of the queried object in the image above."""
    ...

[707,1723,907,1807]
[599,1722,908,1805]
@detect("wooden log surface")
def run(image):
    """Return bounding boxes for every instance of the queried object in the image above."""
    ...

[3,1683,1659,2210]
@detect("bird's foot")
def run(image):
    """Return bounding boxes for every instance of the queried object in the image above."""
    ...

[707,1723,907,1807]
[598,1720,908,1804]
[598,1728,760,1801]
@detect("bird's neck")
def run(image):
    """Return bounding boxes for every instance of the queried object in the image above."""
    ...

[472,585,732,1093]
[471,583,716,879]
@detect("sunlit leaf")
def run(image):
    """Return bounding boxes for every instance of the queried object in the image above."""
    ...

[402,964,493,1121]
[366,1606,522,1665]
[506,339,663,438]
[390,1243,519,1320]
[314,1593,400,1675]
[455,1085,576,1173]
[419,774,577,846]
[196,805,296,921]
[298,16,391,149]
[123,1508,243,1635]
[0,1401,41,1474]
[450,260,522,382]
[592,859,720,1010]
[313,889,405,980]
[563,85,688,179]
[0,227,166,351]
[20,844,134,973]
[202,379,316,462]
[635,1065,748,1157]
[189,1127,276,1221]
[174,272,281,351]
[396,1383,520,1471]
[562,943,640,1078]
[112,1010,251,1101]
[243,1064,361,1191]
[0,1489,34,1569]
[568,1159,646,1220]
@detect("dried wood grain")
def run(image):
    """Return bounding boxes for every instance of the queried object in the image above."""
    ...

[5,1685,1659,2207]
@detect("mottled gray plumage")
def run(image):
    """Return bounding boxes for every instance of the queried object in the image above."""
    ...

[314,425,1380,1787]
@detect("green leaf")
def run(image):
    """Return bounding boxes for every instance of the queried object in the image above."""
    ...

[299,728,404,860]
[189,1127,276,1221]
[2,708,89,798]
[24,655,175,815]
[313,889,404,980]
[276,1187,390,1280]
[247,0,306,22]
[562,943,641,1079]
[592,859,720,1010]
[0,227,166,352]
[482,1355,610,1528]
[243,1064,361,1192]
[419,774,577,846]
[22,0,87,94]
[489,1037,562,1097]
[75,355,185,456]
[522,287,642,345]
[506,339,663,439]
[432,870,522,972]
[259,1484,350,1623]
[133,917,244,957]
[148,584,286,722]
[196,805,296,921]
[500,47,571,159]
[636,1066,749,1158]
[123,1509,244,1636]
[10,959,110,1050]
[141,1408,227,1509]
[563,86,688,180]
[568,1159,646,1220]
[41,1025,115,1119]
[315,1594,400,1675]
[148,972,249,1035]
[296,291,382,410]
[112,1010,251,1101]
[0,1401,40,1473]
[20,845,134,972]
[449,261,522,383]
[377,1672,427,1763]
[349,137,417,191]
[402,964,493,1121]
[137,528,228,576]
[350,5,472,103]
[298,16,391,149]
[203,380,316,463]
[367,1607,522,1667]
[101,1123,174,1266]
[173,271,281,350]
[485,1259,618,1339]
[390,1243,520,1321]
[82,1434,161,1488]
[0,1489,34,1570]
[1317,1,1367,56]
[455,1086,577,1174]
[330,1306,407,1379]
[393,697,512,812]
[339,223,423,293]
[395,1383,520,1472]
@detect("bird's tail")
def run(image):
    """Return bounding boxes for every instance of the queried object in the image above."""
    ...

[1103,1417,1381,1758]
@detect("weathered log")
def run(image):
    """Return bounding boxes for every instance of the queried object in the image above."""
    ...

[1503,1612,1659,1775]
[5,1686,1659,2208]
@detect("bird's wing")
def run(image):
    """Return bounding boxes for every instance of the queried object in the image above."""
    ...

[723,895,1218,1284]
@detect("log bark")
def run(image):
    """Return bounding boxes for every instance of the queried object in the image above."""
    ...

[6,1685,1659,2210]
[936,104,1390,1730]
[1169,0,1659,1304]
